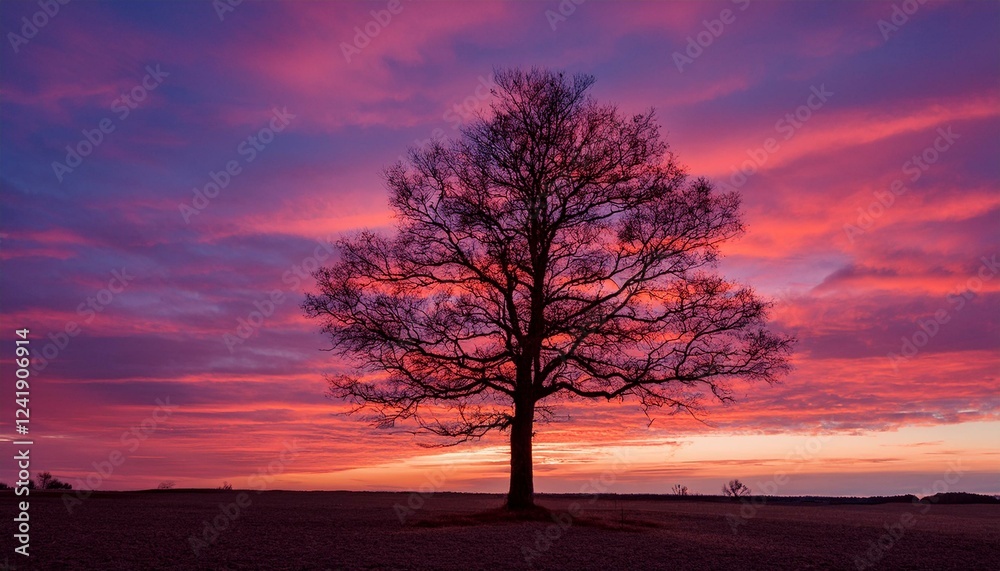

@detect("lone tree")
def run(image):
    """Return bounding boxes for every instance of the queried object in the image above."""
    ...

[305,68,792,510]
[723,479,751,498]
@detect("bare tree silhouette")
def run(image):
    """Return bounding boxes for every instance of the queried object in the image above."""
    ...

[723,479,751,498]
[35,471,72,490]
[36,472,53,490]
[306,68,793,510]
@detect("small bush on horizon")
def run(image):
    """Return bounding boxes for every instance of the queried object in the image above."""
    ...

[218,481,233,491]
[671,484,689,496]
[37,472,53,489]
[36,471,72,490]
[157,481,175,490]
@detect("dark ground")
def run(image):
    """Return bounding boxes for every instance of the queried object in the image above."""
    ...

[1,490,998,570]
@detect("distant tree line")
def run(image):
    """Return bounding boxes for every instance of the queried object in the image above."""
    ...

[0,472,72,490]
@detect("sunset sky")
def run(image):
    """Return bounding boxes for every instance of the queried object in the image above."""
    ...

[1,1,997,497]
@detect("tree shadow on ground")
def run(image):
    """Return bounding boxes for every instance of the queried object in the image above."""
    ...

[409,505,664,531]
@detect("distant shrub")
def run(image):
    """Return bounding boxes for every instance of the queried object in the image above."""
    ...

[36,472,72,490]
[671,484,689,496]
[722,479,751,498]
[0,482,10,490]
[36,472,53,489]
[157,481,175,490]
[218,481,233,491]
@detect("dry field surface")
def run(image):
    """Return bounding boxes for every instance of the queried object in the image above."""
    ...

[2,490,997,570]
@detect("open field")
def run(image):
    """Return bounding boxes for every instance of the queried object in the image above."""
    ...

[2,491,998,570]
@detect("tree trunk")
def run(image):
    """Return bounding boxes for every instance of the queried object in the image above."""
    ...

[506,398,535,510]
